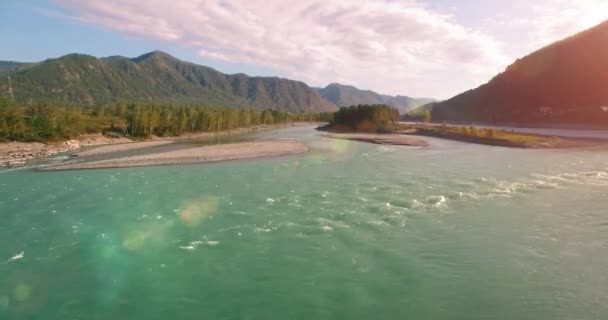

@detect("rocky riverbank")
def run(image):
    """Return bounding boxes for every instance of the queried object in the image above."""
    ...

[0,134,132,167]
[0,141,78,167]
[1,123,321,168]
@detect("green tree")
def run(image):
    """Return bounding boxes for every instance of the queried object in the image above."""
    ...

[0,98,25,140]
[424,111,432,123]
[330,104,399,132]
[28,104,60,139]
[0,100,330,142]
[261,110,274,125]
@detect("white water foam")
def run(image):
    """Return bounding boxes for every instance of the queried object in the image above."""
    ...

[457,170,608,201]
[377,146,396,153]
[367,220,390,227]
[322,225,334,232]
[179,239,220,251]
[7,251,24,262]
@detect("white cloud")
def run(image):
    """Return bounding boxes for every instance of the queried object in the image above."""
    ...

[529,0,608,45]
[51,0,512,98]
[487,0,608,53]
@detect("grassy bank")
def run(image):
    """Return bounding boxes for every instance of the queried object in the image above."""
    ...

[400,123,599,148]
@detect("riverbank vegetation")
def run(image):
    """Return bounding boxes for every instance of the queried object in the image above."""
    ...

[321,104,400,133]
[401,123,595,148]
[0,98,333,142]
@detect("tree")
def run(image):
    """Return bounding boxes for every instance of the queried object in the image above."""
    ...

[424,111,432,123]
[0,101,330,142]
[329,104,399,132]
[261,110,274,125]
[28,104,60,139]
[0,98,25,140]
[146,107,161,137]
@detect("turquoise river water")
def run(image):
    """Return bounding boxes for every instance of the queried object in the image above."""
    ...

[1,126,607,319]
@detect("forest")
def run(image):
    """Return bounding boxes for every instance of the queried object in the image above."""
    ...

[327,104,400,133]
[0,98,333,142]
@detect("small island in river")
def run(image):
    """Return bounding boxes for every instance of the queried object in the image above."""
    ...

[317,104,428,147]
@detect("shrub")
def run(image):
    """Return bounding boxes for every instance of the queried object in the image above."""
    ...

[485,128,498,139]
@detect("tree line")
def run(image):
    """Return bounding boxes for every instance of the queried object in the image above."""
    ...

[329,104,400,132]
[0,98,333,142]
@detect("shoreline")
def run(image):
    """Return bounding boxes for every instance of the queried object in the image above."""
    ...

[0,135,133,168]
[318,124,608,149]
[0,122,320,168]
[416,122,608,131]
[38,140,308,171]
[321,133,428,147]
[402,127,606,149]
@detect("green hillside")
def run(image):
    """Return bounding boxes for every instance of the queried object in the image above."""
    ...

[431,20,608,127]
[0,51,336,113]
[0,61,34,77]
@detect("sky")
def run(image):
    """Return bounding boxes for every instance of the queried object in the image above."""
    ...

[1,0,607,99]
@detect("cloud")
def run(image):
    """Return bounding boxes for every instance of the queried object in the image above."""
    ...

[488,0,608,51]
[51,0,511,98]
[530,0,608,45]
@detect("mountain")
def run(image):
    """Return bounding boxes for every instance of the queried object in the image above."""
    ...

[406,103,435,117]
[0,61,34,77]
[431,20,608,127]
[0,51,336,113]
[317,83,385,107]
[317,83,434,114]
[382,95,435,115]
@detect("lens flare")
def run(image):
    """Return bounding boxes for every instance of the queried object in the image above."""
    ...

[273,160,301,180]
[331,138,351,154]
[3,273,48,313]
[306,137,357,163]
[122,230,150,252]
[179,196,219,227]
[14,283,31,302]
[101,245,117,258]
[0,295,9,309]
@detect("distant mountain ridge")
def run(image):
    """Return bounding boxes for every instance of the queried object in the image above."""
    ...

[0,51,432,114]
[317,83,434,114]
[431,20,608,127]
[0,51,336,113]
[0,61,34,77]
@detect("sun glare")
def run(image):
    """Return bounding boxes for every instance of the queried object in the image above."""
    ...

[579,1,608,29]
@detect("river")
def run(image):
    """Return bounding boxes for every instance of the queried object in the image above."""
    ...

[1,126,607,319]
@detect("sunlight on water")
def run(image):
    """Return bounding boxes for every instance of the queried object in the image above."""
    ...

[0,295,8,309]
[14,284,31,302]
[179,196,219,227]
[122,230,151,252]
